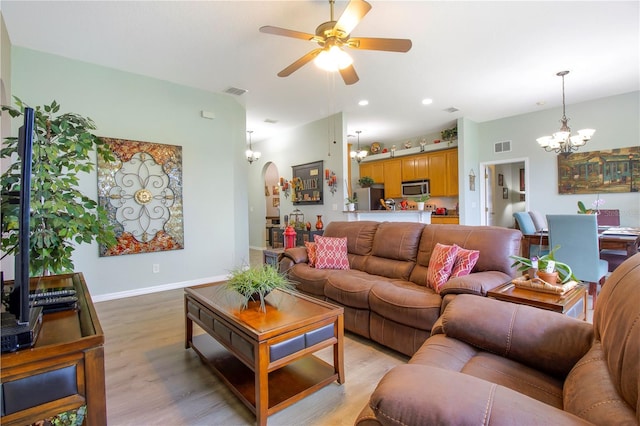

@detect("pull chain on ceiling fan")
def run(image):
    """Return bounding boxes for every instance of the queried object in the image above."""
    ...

[259,0,412,85]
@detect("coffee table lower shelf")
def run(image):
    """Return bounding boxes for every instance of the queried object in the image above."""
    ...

[190,333,339,417]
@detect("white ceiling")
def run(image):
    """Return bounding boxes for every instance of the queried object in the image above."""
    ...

[2,1,638,146]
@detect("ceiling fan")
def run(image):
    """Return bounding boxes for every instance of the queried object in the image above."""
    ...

[259,0,412,85]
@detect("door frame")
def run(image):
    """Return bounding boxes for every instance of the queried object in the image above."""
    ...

[479,157,530,226]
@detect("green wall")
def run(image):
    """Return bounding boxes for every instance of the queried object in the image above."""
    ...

[8,47,249,298]
[473,91,640,226]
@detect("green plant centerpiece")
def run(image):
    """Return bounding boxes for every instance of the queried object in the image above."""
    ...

[358,176,375,188]
[345,195,358,204]
[510,245,577,284]
[226,264,294,312]
[414,194,430,203]
[1,97,116,275]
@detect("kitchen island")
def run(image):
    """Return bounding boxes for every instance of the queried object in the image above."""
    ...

[343,210,432,224]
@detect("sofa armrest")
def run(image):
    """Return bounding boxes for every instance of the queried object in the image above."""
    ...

[441,294,593,378]
[440,271,511,296]
[281,247,308,264]
[366,365,591,426]
[278,247,309,274]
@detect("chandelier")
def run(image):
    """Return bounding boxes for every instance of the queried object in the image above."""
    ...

[536,71,595,155]
[245,130,261,164]
[349,130,367,162]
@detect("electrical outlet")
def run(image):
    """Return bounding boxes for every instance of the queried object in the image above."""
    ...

[333,204,338,211]
[153,264,160,273]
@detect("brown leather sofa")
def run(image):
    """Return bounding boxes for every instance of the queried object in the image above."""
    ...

[279,221,522,356]
[357,253,640,425]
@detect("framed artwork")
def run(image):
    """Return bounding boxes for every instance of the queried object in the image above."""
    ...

[519,168,525,191]
[273,197,280,207]
[503,187,509,199]
[292,160,323,205]
[557,146,639,194]
[97,137,184,256]
[498,174,504,186]
[272,185,280,195]
[520,193,526,202]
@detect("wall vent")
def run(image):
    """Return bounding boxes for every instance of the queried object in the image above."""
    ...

[494,140,512,153]
[224,87,248,96]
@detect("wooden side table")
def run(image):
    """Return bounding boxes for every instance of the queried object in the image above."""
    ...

[263,247,286,267]
[487,281,587,321]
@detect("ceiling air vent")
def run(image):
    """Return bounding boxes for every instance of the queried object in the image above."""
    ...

[443,106,459,113]
[494,140,512,153]
[224,87,248,96]
[264,118,278,124]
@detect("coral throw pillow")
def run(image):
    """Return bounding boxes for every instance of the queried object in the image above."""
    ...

[315,236,350,270]
[427,243,459,293]
[450,245,480,278]
[305,241,317,267]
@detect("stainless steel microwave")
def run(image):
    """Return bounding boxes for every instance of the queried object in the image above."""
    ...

[401,180,430,197]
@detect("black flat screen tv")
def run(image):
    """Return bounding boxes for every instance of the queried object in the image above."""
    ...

[8,106,34,325]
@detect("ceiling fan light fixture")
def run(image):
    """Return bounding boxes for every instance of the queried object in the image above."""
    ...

[314,46,353,71]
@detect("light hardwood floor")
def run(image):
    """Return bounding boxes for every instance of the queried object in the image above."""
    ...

[95,249,594,425]
[94,254,407,425]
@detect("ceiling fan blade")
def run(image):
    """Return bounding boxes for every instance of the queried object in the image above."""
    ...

[277,49,323,77]
[335,0,372,36]
[259,25,315,41]
[348,37,412,52]
[339,65,359,85]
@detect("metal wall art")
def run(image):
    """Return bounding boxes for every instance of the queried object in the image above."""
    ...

[557,146,639,194]
[97,138,184,256]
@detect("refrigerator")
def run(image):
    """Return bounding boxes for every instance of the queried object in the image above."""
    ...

[355,185,385,210]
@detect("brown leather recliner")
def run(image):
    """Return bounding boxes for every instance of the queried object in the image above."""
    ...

[356,252,640,425]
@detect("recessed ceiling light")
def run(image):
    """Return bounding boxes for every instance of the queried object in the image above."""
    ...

[422,98,433,105]
[358,100,369,106]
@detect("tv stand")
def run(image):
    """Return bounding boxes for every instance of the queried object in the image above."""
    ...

[0,273,106,425]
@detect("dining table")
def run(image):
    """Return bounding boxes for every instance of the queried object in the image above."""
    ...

[520,228,640,260]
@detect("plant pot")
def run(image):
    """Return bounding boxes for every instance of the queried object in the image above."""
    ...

[417,202,425,211]
[536,271,559,284]
[347,203,355,211]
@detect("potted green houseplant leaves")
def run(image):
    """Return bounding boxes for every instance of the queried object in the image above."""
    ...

[226,264,294,312]
[345,195,358,211]
[358,176,375,188]
[510,245,577,284]
[1,97,116,275]
[414,194,430,211]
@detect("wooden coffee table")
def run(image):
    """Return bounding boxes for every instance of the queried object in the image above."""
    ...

[487,281,587,321]
[185,282,344,425]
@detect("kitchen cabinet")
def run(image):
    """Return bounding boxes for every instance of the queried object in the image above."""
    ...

[383,159,403,198]
[431,216,460,224]
[428,148,458,197]
[359,162,385,184]
[359,148,458,198]
[401,153,429,181]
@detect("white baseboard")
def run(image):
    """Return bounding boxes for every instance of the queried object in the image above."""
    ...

[92,274,228,303]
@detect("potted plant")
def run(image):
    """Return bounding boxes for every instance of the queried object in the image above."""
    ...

[226,264,294,312]
[440,126,458,143]
[414,194,430,211]
[1,97,116,275]
[358,176,375,188]
[345,195,358,211]
[510,245,577,284]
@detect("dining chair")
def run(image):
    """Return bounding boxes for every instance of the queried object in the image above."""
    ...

[528,210,548,232]
[594,209,626,271]
[513,212,548,258]
[547,214,609,308]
